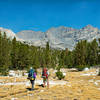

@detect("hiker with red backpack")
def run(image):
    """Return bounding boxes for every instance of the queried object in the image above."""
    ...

[41,67,49,88]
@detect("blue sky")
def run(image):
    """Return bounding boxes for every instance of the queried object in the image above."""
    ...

[0,0,100,33]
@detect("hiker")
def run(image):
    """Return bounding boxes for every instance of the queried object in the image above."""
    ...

[28,67,36,90]
[41,67,49,88]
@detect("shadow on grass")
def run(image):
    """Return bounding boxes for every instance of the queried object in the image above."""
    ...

[26,87,39,91]
[37,84,44,87]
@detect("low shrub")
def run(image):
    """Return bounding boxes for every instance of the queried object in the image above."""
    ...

[76,65,85,71]
[0,65,9,76]
[56,71,65,80]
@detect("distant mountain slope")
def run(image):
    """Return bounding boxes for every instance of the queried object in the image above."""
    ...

[1,25,100,50]
[16,25,100,50]
[45,26,77,50]
[0,27,16,39]
[0,27,23,41]
[17,30,47,47]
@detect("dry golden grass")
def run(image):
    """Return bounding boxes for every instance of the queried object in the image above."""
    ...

[0,68,100,100]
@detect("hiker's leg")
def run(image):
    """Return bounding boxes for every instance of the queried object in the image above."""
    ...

[30,80,34,90]
[31,80,34,90]
[47,78,49,88]
[30,80,32,89]
[43,78,46,87]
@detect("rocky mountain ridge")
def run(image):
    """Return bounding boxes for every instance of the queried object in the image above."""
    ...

[0,25,100,50]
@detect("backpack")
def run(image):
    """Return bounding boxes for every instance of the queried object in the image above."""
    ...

[42,68,48,78]
[28,69,36,80]
[33,72,36,78]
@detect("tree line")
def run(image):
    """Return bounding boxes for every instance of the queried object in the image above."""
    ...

[0,31,100,75]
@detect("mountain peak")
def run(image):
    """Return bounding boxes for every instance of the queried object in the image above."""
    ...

[0,25,100,50]
[82,24,94,30]
[86,24,93,27]
[0,27,16,39]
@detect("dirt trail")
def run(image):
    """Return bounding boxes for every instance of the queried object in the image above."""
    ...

[0,79,67,100]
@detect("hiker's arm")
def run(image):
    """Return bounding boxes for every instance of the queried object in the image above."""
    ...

[47,71,49,76]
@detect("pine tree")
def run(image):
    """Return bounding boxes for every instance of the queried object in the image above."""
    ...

[64,50,74,68]
[2,32,11,65]
[73,40,87,66]
[0,32,11,75]
[17,43,30,70]
[89,39,98,65]
[98,38,100,64]
[33,48,40,69]
[0,31,2,67]
[11,37,18,69]
[45,42,51,68]
[59,50,65,67]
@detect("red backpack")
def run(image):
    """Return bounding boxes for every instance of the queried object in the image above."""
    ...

[42,68,48,78]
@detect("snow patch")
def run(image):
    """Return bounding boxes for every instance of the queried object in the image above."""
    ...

[84,67,89,71]
[11,98,18,100]
[0,80,67,87]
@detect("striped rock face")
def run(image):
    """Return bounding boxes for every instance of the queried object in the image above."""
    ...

[1,25,100,50]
